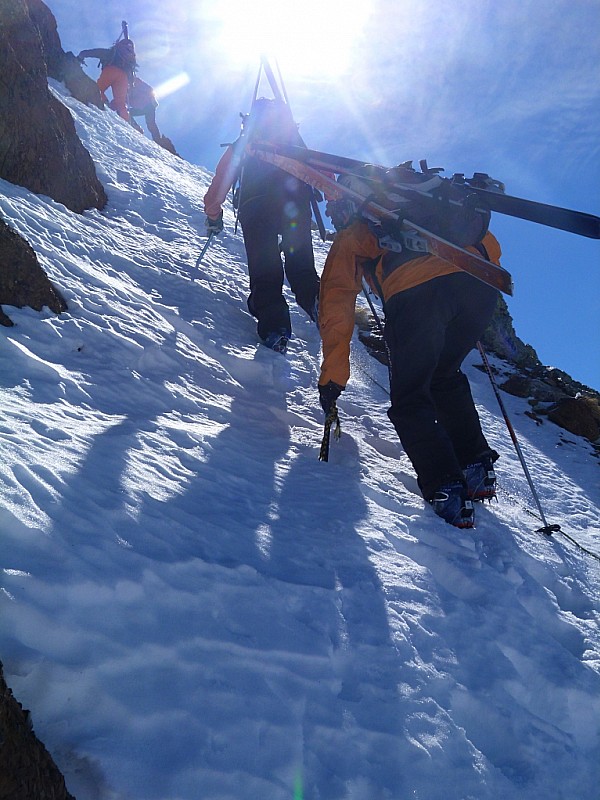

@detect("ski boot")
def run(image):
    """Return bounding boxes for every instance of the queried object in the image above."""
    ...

[430,481,474,528]
[464,458,496,501]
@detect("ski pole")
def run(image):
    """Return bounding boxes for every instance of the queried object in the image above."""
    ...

[195,232,215,269]
[476,341,560,535]
[361,278,392,388]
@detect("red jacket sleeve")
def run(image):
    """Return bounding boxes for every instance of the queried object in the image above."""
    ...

[203,144,243,219]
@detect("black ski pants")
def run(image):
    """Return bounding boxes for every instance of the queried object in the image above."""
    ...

[239,196,319,341]
[384,272,499,500]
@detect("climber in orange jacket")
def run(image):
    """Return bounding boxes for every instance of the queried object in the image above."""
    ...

[318,178,502,528]
[78,38,137,121]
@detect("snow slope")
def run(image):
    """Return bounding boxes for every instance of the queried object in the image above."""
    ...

[0,81,599,800]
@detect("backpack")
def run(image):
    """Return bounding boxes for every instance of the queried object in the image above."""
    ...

[104,39,137,76]
[243,98,300,146]
[235,99,310,209]
[333,161,491,250]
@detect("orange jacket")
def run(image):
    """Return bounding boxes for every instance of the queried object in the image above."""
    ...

[318,221,502,387]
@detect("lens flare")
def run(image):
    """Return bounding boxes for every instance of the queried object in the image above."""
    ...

[213,0,370,79]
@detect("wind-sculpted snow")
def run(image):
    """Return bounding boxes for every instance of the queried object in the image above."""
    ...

[0,81,598,800]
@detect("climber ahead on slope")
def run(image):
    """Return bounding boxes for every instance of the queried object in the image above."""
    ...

[78,35,137,122]
[203,98,320,354]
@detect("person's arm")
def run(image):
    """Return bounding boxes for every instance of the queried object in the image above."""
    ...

[77,47,109,62]
[203,143,243,220]
[318,226,369,389]
[473,231,502,265]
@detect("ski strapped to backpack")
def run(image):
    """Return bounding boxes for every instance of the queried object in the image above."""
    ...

[248,142,515,295]
[260,143,600,241]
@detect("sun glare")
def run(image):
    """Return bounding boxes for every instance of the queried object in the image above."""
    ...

[154,72,191,102]
[215,0,370,80]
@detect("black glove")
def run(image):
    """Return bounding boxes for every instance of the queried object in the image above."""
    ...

[205,211,223,234]
[319,381,344,414]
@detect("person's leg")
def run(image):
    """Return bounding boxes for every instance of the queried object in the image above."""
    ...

[384,280,465,500]
[240,207,291,341]
[95,68,112,105]
[280,197,319,319]
[129,113,144,133]
[145,108,161,142]
[97,67,129,120]
[429,273,499,468]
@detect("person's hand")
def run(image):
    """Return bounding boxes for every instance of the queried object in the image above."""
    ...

[318,381,344,414]
[205,211,223,234]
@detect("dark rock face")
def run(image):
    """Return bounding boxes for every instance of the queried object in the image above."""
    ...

[0,660,75,800]
[547,396,600,442]
[479,294,539,370]
[0,216,68,325]
[0,0,107,213]
[25,0,103,108]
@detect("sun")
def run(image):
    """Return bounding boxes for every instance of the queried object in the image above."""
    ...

[212,0,370,80]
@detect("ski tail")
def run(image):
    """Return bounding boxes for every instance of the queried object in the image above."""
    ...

[466,188,600,239]
[259,55,286,103]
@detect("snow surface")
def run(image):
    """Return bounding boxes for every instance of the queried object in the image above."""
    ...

[1,81,599,800]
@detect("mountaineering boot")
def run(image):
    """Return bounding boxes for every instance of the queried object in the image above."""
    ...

[463,458,496,501]
[430,481,474,528]
[262,329,290,354]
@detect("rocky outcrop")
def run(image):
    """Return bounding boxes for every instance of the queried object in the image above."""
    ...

[547,395,600,442]
[0,0,107,213]
[480,297,599,445]
[0,660,75,800]
[479,294,539,370]
[0,216,67,325]
[24,0,103,108]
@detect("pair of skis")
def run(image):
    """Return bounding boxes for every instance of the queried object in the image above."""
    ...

[260,143,600,241]
[248,141,599,296]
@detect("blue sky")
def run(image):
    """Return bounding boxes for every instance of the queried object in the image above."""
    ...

[47,0,600,389]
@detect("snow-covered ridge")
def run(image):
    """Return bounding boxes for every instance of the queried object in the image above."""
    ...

[0,82,599,800]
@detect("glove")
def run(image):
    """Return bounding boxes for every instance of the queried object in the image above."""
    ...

[318,381,344,414]
[205,211,224,234]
